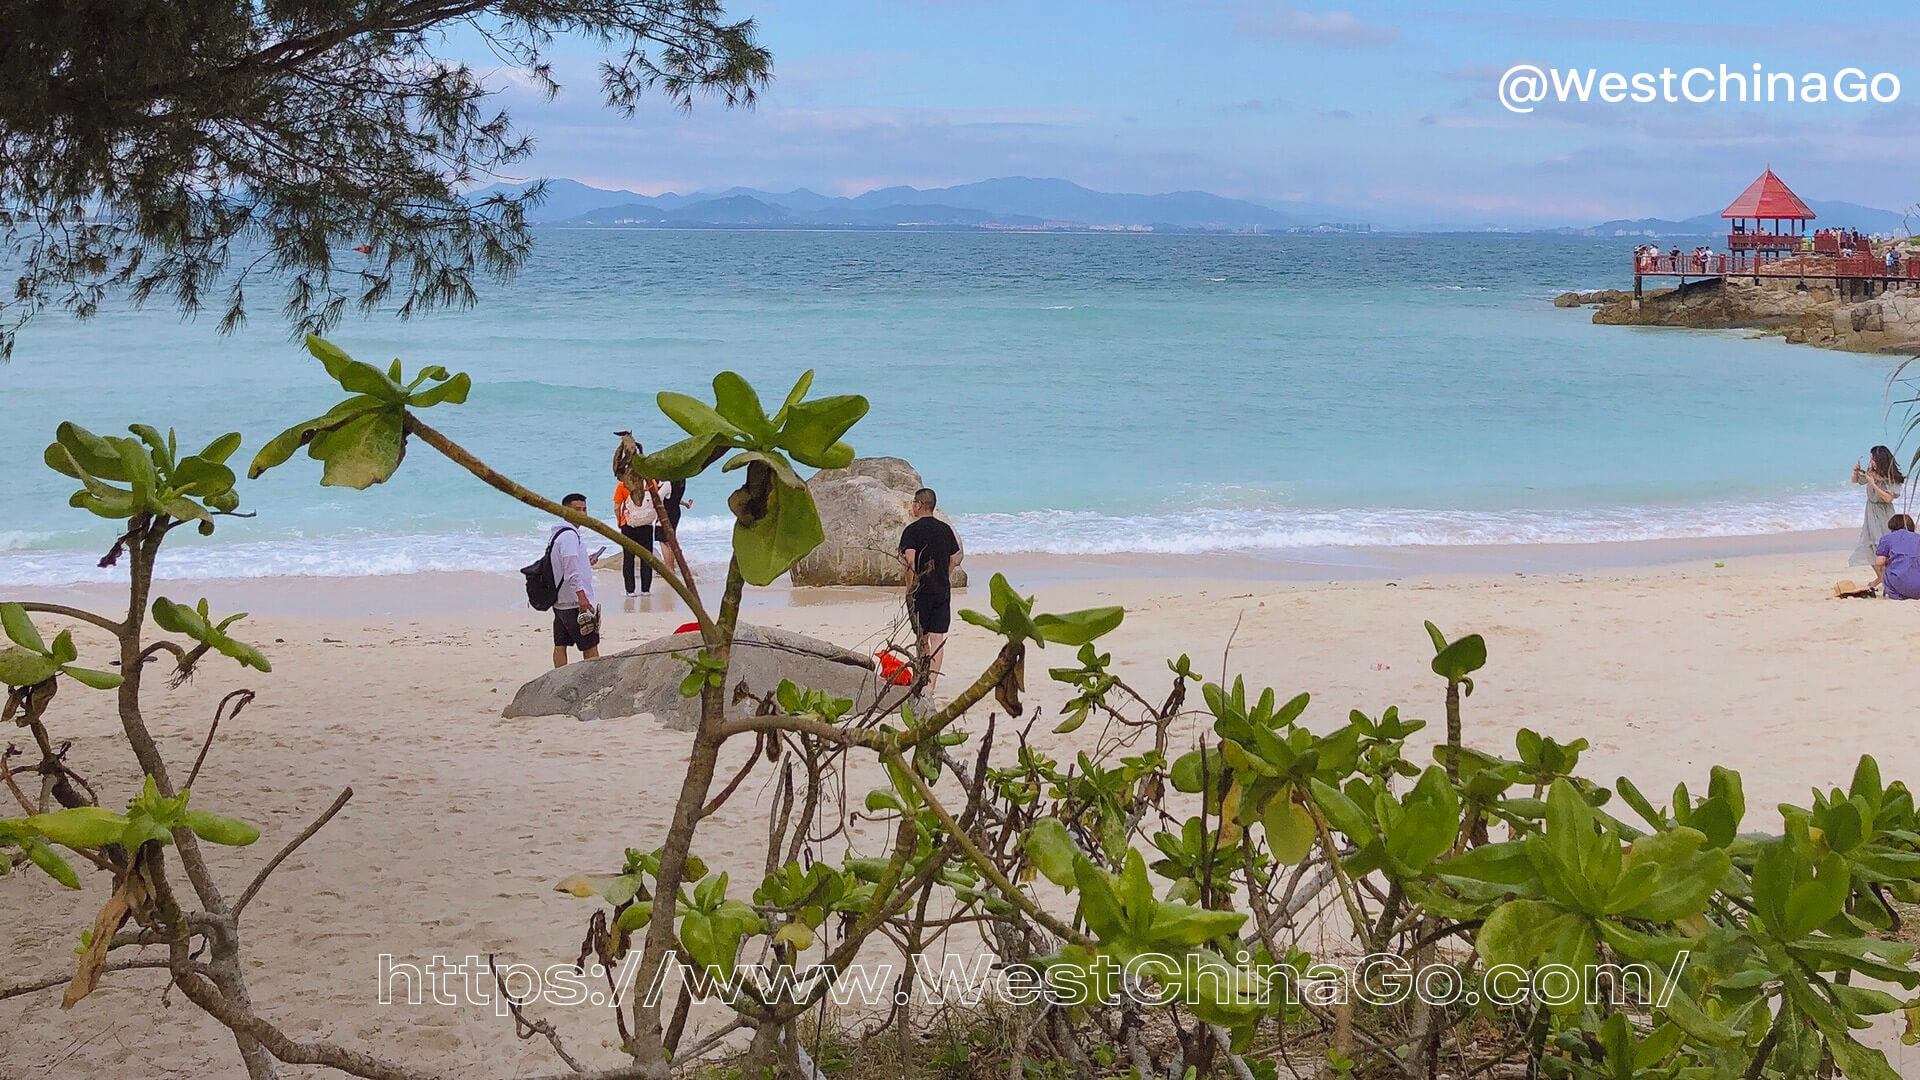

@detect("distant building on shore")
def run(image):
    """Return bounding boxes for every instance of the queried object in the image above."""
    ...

[1284,222,1371,234]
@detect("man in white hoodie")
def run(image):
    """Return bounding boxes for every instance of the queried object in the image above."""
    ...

[550,492,601,667]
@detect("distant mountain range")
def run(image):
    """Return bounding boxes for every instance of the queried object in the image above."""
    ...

[470,177,1908,235]
[475,177,1369,231]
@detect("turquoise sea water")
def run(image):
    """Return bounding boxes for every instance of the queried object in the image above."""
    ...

[0,229,1902,584]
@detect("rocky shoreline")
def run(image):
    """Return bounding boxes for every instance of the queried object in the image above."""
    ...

[1553,280,1920,353]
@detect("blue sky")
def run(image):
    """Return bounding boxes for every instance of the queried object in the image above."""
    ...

[474,0,1920,224]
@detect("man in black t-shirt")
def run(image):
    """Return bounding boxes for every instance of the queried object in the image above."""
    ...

[898,487,962,694]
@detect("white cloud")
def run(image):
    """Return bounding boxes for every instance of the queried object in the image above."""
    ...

[1234,8,1398,48]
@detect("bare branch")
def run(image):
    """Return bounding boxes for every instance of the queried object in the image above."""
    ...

[234,787,354,919]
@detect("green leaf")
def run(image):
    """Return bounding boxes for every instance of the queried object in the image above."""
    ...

[633,433,735,482]
[308,334,408,403]
[1170,748,1222,794]
[1382,767,1460,875]
[408,371,471,408]
[1262,797,1317,864]
[679,910,719,972]
[1431,633,1487,683]
[956,608,1002,635]
[1118,850,1154,937]
[1033,606,1125,647]
[68,486,139,520]
[657,391,744,440]
[48,422,129,481]
[987,574,1040,645]
[1654,984,1744,1048]
[0,647,60,687]
[247,396,385,478]
[161,495,213,528]
[1831,983,1906,1018]
[778,394,870,467]
[198,431,243,466]
[170,455,237,499]
[178,810,258,846]
[60,666,123,690]
[1437,840,1538,889]
[724,448,805,490]
[151,598,271,672]
[1022,818,1080,887]
[310,409,406,489]
[1476,899,1594,984]
[112,435,159,508]
[712,372,775,441]
[27,806,130,849]
[1614,827,1729,921]
[614,901,654,933]
[1307,778,1373,843]
[23,839,81,889]
[773,922,815,951]
[1147,902,1247,947]
[1073,858,1126,939]
[127,423,171,466]
[773,370,814,426]
[1826,1034,1904,1080]
[731,471,824,586]
[1784,852,1850,938]
[1,603,46,653]
[151,596,210,638]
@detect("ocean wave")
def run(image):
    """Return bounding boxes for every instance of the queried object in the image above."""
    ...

[0,496,1862,585]
[0,530,60,552]
[952,495,1859,555]
[0,527,741,587]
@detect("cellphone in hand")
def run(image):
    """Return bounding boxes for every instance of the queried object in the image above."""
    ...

[592,546,609,561]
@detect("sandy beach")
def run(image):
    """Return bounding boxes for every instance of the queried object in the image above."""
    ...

[6,541,1919,1076]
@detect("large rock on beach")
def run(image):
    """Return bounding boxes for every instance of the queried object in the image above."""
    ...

[790,457,968,588]
[503,624,896,730]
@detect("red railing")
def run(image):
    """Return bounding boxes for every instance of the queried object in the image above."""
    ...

[1633,252,1916,279]
[1634,253,1731,275]
[1726,232,1802,251]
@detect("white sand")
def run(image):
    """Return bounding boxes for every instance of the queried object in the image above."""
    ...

[6,548,1918,1076]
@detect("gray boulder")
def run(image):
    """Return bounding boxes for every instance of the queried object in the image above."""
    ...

[503,624,900,730]
[790,457,967,588]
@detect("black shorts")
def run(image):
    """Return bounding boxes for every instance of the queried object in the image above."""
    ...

[552,607,601,651]
[912,591,952,636]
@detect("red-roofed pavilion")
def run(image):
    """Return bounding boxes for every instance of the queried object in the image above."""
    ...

[1721,166,1814,258]
[1629,166,1911,298]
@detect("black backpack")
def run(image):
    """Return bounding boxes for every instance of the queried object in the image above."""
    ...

[522,527,575,611]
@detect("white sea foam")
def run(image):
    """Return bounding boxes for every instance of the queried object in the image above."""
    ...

[954,494,1857,555]
[0,496,1861,586]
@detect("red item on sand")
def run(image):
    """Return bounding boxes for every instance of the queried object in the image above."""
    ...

[875,649,915,686]
[673,622,700,635]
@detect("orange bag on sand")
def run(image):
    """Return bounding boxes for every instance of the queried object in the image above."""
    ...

[875,649,915,686]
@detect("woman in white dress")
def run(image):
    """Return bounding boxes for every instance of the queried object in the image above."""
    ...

[1850,445,1906,566]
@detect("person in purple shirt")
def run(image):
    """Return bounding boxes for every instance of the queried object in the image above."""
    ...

[1874,514,1920,600]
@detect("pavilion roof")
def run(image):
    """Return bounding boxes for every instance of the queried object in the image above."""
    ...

[1721,168,1815,220]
